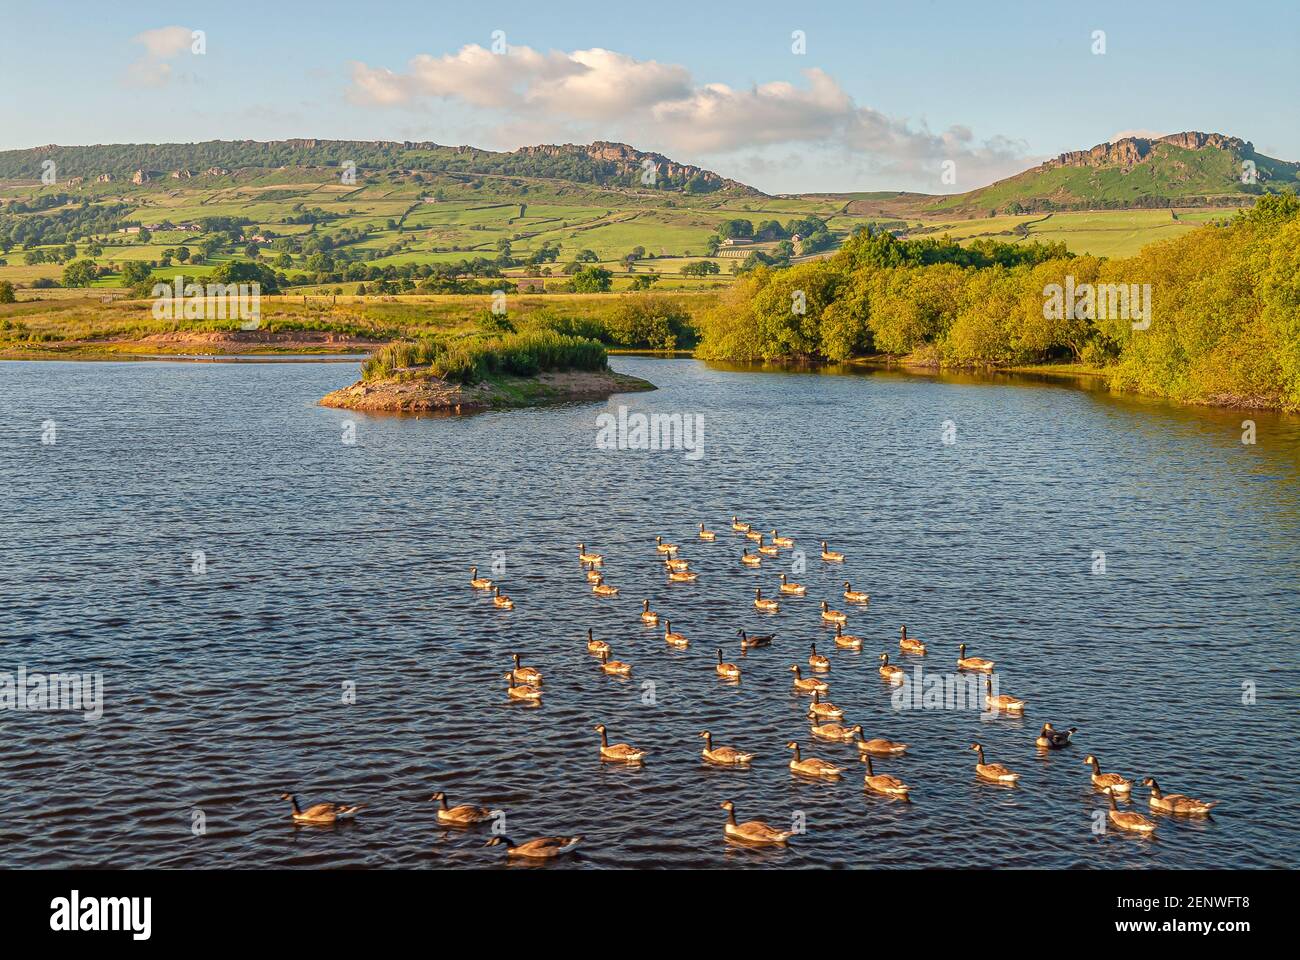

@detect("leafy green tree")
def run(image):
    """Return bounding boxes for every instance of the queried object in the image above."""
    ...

[120,260,153,287]
[572,266,613,293]
[0,280,15,303]
[62,259,98,287]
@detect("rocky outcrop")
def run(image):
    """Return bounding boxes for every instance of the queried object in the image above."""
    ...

[1045,131,1252,170]
[516,141,755,193]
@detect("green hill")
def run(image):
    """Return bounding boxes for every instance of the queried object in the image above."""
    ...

[0,139,761,197]
[924,132,1299,216]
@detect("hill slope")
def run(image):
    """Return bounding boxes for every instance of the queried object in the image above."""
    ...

[0,139,760,196]
[924,132,1300,216]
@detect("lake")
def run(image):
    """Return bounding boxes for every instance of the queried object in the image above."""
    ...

[1,356,1296,868]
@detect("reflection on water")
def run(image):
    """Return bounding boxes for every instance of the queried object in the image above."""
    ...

[0,357,1296,868]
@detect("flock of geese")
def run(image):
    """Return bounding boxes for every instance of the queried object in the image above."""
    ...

[284,518,1219,859]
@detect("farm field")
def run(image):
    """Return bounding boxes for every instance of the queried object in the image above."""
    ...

[2,164,1241,300]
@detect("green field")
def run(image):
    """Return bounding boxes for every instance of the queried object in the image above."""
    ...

[0,137,1276,301]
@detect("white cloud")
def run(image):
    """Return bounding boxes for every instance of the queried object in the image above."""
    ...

[124,25,197,88]
[134,26,194,59]
[346,43,1033,192]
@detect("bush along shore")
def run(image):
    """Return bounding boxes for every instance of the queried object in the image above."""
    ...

[694,193,1300,412]
[320,329,655,413]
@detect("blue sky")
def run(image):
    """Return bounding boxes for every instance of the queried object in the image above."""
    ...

[2,0,1296,193]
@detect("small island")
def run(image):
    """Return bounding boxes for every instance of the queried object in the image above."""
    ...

[320,329,654,413]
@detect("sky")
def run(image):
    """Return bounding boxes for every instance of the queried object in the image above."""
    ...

[1,0,1296,194]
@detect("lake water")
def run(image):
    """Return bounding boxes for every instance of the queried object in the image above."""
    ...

[1,356,1297,868]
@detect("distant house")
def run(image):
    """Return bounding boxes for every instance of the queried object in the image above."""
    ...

[721,237,753,246]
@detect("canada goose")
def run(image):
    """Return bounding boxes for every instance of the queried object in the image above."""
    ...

[700,731,754,766]
[493,586,514,610]
[820,601,847,624]
[832,623,863,649]
[1142,777,1217,816]
[808,643,830,671]
[716,648,741,680]
[469,566,492,590]
[484,835,583,858]
[778,572,806,595]
[1036,723,1076,749]
[789,664,829,694]
[809,720,857,742]
[842,581,870,604]
[899,625,926,655]
[984,677,1025,713]
[754,588,780,612]
[737,629,774,649]
[664,620,689,648]
[757,537,779,557]
[971,743,1019,784]
[740,549,762,567]
[510,653,542,685]
[820,541,844,563]
[806,690,844,720]
[655,535,677,554]
[1102,787,1156,834]
[640,599,659,624]
[594,723,646,764]
[878,653,905,684]
[504,673,542,702]
[698,523,717,541]
[861,755,910,798]
[577,543,602,565]
[586,627,610,657]
[770,530,794,548]
[665,562,699,582]
[720,800,791,846]
[583,562,603,582]
[664,556,691,573]
[431,792,492,826]
[745,528,764,543]
[1083,755,1132,794]
[591,575,619,597]
[957,643,994,672]
[279,793,363,825]
[787,741,842,779]
[598,650,632,676]
[854,728,909,756]
[731,517,751,533]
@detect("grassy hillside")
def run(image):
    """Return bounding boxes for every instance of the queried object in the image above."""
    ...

[0,135,1293,304]
[924,134,1300,217]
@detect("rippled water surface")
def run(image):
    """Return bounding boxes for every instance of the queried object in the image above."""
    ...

[2,357,1297,869]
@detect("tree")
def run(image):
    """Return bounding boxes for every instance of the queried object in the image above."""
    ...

[575,249,599,263]
[717,219,754,240]
[572,266,613,293]
[209,259,282,294]
[0,280,14,303]
[62,259,98,287]
[120,260,153,287]
[682,260,720,278]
